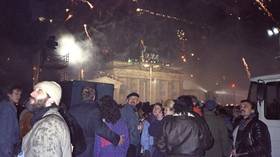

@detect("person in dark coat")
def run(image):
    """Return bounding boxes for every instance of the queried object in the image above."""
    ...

[157,95,213,157]
[148,103,165,157]
[203,100,231,157]
[0,85,21,157]
[231,100,271,157]
[120,92,142,157]
[69,87,124,157]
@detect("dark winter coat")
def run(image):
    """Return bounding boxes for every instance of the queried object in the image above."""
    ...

[149,118,165,157]
[120,104,140,146]
[0,100,19,157]
[157,112,213,157]
[234,115,271,157]
[69,101,120,157]
[204,110,231,157]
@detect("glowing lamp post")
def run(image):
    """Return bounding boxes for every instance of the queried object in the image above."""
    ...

[57,35,85,80]
[267,27,280,59]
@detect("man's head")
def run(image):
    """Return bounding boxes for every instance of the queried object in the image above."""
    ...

[204,100,217,111]
[126,92,140,106]
[26,81,62,112]
[176,95,193,113]
[7,85,22,105]
[81,86,95,102]
[240,99,257,119]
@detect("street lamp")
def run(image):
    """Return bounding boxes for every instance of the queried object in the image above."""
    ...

[267,29,274,37]
[273,27,279,35]
[57,34,87,80]
[231,83,236,104]
[57,35,83,64]
[267,27,280,59]
[267,27,279,37]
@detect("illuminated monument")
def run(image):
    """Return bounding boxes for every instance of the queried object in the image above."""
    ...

[91,52,205,103]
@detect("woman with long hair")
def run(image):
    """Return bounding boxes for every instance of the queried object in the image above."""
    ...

[94,95,129,157]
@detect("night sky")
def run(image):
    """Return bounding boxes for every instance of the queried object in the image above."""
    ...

[1,0,280,92]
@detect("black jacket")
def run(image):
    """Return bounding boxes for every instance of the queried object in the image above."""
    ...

[157,112,213,157]
[69,101,120,157]
[234,115,271,157]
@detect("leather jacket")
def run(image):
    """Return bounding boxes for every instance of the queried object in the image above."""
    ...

[234,115,271,157]
[157,112,213,157]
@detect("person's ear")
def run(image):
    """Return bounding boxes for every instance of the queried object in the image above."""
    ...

[46,98,55,107]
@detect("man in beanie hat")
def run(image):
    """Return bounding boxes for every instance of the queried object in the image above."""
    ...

[203,100,231,157]
[22,81,72,157]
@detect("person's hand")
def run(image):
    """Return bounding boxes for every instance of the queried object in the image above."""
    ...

[118,135,125,145]
[137,122,144,131]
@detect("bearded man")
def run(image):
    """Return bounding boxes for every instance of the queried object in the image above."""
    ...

[22,81,72,157]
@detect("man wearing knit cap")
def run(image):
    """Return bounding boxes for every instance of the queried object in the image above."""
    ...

[204,100,231,157]
[22,81,72,157]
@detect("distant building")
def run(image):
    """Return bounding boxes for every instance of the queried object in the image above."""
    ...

[90,60,206,104]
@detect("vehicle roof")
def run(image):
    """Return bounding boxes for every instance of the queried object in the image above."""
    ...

[250,74,280,83]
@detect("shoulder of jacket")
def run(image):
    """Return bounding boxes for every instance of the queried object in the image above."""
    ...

[37,114,68,130]
[0,101,15,113]
[251,119,267,128]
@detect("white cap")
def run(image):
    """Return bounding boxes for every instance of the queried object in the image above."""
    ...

[34,81,62,105]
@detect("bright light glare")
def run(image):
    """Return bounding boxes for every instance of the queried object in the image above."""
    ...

[215,91,228,95]
[197,86,207,93]
[273,27,279,35]
[153,65,160,68]
[143,63,150,68]
[267,29,273,36]
[57,35,84,64]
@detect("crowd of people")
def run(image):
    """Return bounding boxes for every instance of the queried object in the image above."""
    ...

[0,81,272,157]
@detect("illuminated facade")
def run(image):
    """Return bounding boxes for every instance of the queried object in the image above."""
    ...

[91,61,205,104]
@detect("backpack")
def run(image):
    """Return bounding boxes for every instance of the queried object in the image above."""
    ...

[58,108,87,156]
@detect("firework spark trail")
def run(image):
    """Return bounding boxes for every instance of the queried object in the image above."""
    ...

[83,24,92,41]
[38,17,46,22]
[136,8,189,24]
[140,39,145,48]
[255,0,277,22]
[140,39,147,62]
[82,0,94,9]
[242,57,251,80]
[65,14,73,21]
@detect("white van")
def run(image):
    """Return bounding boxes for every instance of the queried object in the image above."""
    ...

[249,74,280,157]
